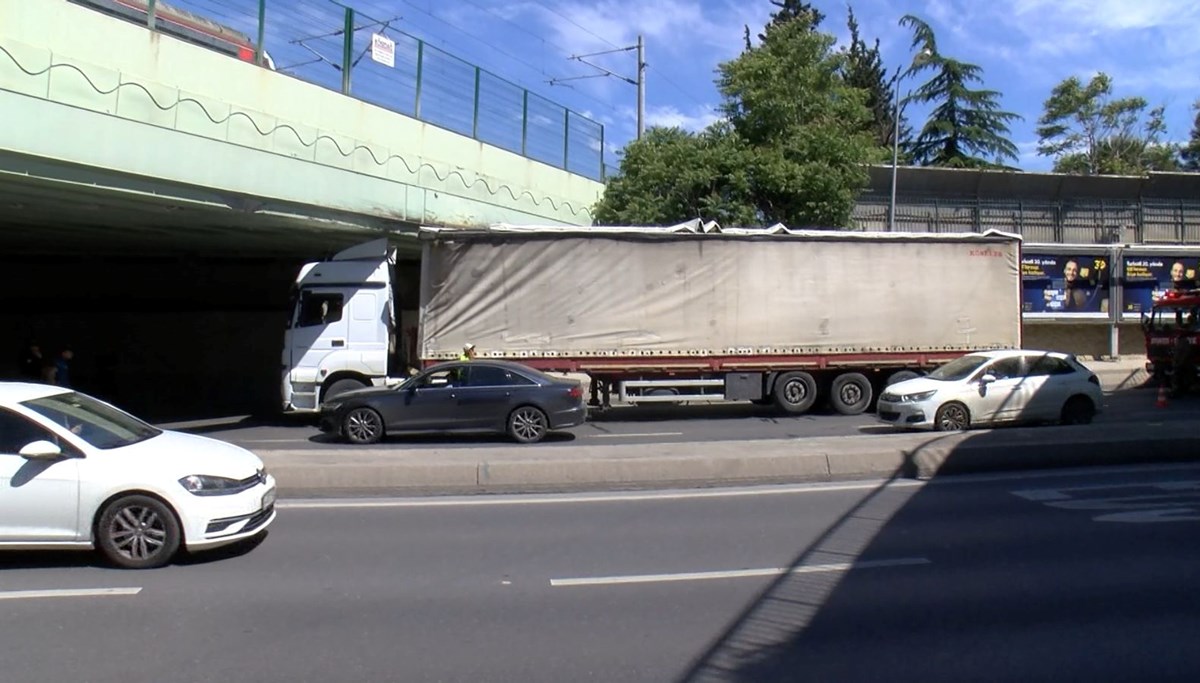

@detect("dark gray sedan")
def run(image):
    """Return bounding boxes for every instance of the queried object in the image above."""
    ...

[318,361,588,444]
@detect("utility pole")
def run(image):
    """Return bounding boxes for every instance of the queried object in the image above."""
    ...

[549,35,646,139]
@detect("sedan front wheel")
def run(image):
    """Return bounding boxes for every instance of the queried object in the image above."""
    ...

[344,407,385,445]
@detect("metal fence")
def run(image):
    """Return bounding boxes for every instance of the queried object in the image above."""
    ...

[852,195,1200,245]
[132,0,606,180]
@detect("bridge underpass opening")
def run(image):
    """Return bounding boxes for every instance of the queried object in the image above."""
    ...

[0,163,421,421]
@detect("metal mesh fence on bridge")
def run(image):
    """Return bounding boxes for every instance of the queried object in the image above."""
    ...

[135,0,606,181]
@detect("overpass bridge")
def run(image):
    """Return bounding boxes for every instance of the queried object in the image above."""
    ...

[0,0,605,417]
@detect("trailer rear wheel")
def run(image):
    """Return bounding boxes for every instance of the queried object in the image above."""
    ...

[831,373,873,415]
[773,372,817,414]
[886,370,921,386]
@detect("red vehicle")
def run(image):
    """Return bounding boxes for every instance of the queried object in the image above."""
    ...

[70,0,270,66]
[1142,288,1200,394]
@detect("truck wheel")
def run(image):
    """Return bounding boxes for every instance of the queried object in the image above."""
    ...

[325,378,367,403]
[886,370,921,386]
[773,372,817,414]
[831,373,873,415]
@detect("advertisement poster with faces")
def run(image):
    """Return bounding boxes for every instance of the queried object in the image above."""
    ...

[1121,255,1200,315]
[1021,254,1110,315]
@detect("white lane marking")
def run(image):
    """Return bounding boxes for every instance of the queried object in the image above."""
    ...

[0,587,142,601]
[550,557,931,587]
[586,432,685,439]
[1013,480,1200,523]
[279,480,924,509]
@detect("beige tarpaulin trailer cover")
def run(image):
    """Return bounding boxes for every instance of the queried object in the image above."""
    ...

[418,221,1022,360]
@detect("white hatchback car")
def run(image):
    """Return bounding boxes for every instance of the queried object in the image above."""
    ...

[0,383,276,569]
[877,350,1103,431]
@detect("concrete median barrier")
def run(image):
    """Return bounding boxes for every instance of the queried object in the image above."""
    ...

[257,416,1200,496]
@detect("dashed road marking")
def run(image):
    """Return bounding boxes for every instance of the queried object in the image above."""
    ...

[0,587,142,601]
[550,557,931,587]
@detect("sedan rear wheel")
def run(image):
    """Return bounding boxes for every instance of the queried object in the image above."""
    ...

[508,406,549,444]
[344,407,385,445]
[96,495,181,569]
[935,402,970,431]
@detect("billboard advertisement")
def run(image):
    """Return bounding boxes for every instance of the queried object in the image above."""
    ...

[1121,255,1200,317]
[1021,253,1110,316]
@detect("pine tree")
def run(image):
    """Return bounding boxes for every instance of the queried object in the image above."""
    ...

[1182,99,1200,172]
[843,7,902,151]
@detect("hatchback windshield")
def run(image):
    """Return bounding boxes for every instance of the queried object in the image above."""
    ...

[22,392,161,450]
[927,355,990,381]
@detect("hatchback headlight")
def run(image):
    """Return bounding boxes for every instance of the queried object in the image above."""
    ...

[179,474,244,496]
[899,390,937,403]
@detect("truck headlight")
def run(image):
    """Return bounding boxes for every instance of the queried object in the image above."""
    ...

[900,390,937,403]
[179,474,244,496]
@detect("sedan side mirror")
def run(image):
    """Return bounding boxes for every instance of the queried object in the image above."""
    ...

[979,373,997,384]
[18,440,63,460]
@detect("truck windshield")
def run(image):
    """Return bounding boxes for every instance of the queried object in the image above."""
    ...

[23,392,162,450]
[927,355,990,381]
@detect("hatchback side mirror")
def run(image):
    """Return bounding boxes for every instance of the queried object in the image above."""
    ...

[18,440,63,460]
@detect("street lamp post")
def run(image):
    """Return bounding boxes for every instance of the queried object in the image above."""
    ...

[888,49,933,232]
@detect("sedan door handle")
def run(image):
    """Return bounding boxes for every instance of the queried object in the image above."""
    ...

[331,339,345,347]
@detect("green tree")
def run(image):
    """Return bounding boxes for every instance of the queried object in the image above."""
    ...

[843,7,902,151]
[1182,99,1200,172]
[595,13,879,228]
[718,16,878,226]
[1036,73,1177,175]
[899,15,1021,168]
[592,126,759,226]
[760,0,823,37]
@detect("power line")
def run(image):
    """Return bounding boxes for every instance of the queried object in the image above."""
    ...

[527,0,622,51]
[395,0,620,116]
[646,63,713,112]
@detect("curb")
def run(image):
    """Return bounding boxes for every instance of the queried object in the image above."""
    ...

[258,420,1200,496]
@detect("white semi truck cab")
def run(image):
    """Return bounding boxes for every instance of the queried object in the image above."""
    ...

[281,240,413,412]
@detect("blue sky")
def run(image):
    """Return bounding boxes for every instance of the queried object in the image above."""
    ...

[359,0,1200,172]
[184,0,1200,173]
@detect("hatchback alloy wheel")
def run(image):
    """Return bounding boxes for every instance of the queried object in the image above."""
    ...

[935,402,970,431]
[97,495,181,569]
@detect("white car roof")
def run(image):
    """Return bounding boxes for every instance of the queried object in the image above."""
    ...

[966,349,1071,360]
[0,382,73,405]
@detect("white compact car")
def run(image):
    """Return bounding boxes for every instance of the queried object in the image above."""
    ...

[0,383,276,569]
[877,350,1103,431]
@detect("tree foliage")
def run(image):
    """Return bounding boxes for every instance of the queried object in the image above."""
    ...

[1181,99,1200,172]
[595,13,879,228]
[899,15,1021,168]
[1036,73,1177,175]
[842,7,901,151]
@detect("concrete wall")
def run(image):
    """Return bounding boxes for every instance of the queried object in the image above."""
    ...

[1023,323,1145,359]
[0,0,603,227]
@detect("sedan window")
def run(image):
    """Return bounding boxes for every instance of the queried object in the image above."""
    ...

[466,366,537,387]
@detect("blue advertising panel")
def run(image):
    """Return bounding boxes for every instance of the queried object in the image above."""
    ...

[1021,253,1110,315]
[1121,254,1200,317]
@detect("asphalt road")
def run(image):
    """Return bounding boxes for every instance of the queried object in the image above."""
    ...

[179,386,1195,452]
[3,463,1199,682]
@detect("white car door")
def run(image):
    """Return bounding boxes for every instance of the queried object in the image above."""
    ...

[969,357,1027,424]
[1021,354,1075,421]
[0,409,81,542]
